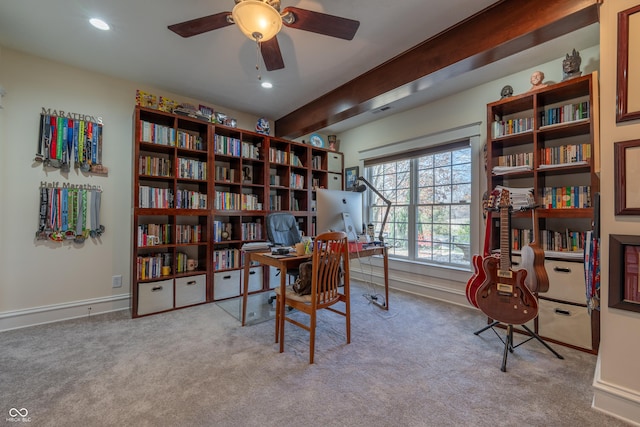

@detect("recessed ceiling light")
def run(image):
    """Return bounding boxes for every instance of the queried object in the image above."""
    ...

[261,82,273,89]
[89,18,110,31]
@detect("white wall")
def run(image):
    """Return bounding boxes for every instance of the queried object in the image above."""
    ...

[593,1,640,424]
[0,47,265,330]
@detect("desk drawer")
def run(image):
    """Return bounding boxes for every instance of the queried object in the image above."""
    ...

[214,270,240,300]
[538,299,592,350]
[138,279,173,315]
[175,274,206,307]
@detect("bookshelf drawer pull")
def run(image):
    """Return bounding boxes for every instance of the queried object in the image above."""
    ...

[223,275,231,280]
[553,266,571,273]
[554,308,571,316]
[151,286,163,292]
[186,280,197,286]
[512,261,520,266]
[249,270,256,275]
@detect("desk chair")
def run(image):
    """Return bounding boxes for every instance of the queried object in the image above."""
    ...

[265,212,302,283]
[274,231,351,364]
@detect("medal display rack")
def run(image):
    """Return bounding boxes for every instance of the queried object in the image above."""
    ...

[35,182,104,244]
[35,113,108,175]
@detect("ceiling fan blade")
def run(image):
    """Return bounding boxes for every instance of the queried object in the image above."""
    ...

[261,37,285,71]
[168,12,233,38]
[281,7,360,40]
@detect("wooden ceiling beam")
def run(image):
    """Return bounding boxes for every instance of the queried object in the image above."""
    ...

[274,0,600,139]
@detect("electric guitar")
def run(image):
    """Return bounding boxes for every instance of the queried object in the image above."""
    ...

[466,190,498,308]
[476,189,538,325]
[520,205,549,293]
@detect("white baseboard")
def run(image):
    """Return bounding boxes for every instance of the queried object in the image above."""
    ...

[0,294,131,332]
[592,353,640,426]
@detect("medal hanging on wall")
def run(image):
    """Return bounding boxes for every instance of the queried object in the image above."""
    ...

[35,184,104,244]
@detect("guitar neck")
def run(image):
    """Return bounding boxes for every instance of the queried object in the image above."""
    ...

[499,200,511,273]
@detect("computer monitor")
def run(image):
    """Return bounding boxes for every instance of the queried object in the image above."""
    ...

[315,189,363,241]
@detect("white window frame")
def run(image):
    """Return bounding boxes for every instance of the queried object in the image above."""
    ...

[358,123,482,276]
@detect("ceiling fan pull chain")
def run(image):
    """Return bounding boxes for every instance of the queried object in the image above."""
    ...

[255,37,262,81]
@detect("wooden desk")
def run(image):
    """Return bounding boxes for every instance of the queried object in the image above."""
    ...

[241,245,389,328]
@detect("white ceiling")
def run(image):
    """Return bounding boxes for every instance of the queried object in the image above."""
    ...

[0,0,599,134]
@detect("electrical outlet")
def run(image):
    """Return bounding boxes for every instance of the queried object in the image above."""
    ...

[112,275,122,288]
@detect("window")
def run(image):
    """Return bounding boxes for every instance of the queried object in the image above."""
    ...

[365,141,471,267]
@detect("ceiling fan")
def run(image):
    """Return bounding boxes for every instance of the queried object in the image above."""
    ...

[168,0,360,71]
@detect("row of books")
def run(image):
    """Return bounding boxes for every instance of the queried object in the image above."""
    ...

[510,228,586,252]
[290,152,304,167]
[541,186,591,209]
[175,190,207,209]
[241,222,263,241]
[290,173,305,189]
[177,130,204,150]
[269,194,282,211]
[312,155,323,169]
[491,117,533,138]
[215,166,235,182]
[269,147,288,164]
[139,186,172,208]
[213,221,231,242]
[136,253,164,280]
[541,143,591,166]
[137,224,171,246]
[139,155,172,177]
[214,191,261,210]
[139,120,175,145]
[540,101,589,127]
[177,158,207,180]
[214,134,242,156]
[213,248,241,270]
[497,152,534,167]
[176,224,204,244]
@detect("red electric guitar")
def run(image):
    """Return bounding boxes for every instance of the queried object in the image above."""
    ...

[475,189,538,325]
[465,190,499,308]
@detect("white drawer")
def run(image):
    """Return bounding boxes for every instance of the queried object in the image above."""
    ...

[138,279,173,316]
[175,274,206,307]
[327,152,343,173]
[214,270,241,300]
[544,259,585,304]
[269,266,288,289]
[327,173,342,190]
[241,266,263,292]
[538,299,592,350]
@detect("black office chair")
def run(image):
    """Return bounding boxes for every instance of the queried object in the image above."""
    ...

[265,213,303,303]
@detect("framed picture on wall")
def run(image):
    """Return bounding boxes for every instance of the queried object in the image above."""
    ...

[345,166,359,190]
[609,234,640,313]
[616,4,640,123]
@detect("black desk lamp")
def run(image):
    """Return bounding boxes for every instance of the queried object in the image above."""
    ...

[352,176,391,244]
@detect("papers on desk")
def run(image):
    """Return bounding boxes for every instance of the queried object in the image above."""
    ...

[241,241,271,251]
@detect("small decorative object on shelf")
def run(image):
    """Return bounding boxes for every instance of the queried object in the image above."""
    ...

[529,71,547,91]
[221,223,232,241]
[256,117,270,135]
[500,85,513,99]
[328,135,337,151]
[562,49,582,81]
[198,104,215,122]
[309,133,324,148]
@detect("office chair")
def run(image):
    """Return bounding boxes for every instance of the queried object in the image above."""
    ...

[274,231,351,364]
[265,212,303,293]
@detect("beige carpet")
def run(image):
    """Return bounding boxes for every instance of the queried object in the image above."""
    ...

[0,281,629,426]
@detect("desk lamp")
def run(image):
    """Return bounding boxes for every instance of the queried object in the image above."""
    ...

[352,176,391,245]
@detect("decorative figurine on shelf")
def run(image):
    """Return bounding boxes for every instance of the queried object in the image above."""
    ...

[562,49,582,81]
[327,135,337,151]
[529,71,547,91]
[221,223,232,241]
[500,85,513,99]
[256,117,270,135]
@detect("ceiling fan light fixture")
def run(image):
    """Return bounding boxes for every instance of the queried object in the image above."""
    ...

[232,0,282,42]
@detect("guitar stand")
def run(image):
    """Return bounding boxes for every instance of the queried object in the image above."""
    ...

[474,321,563,372]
